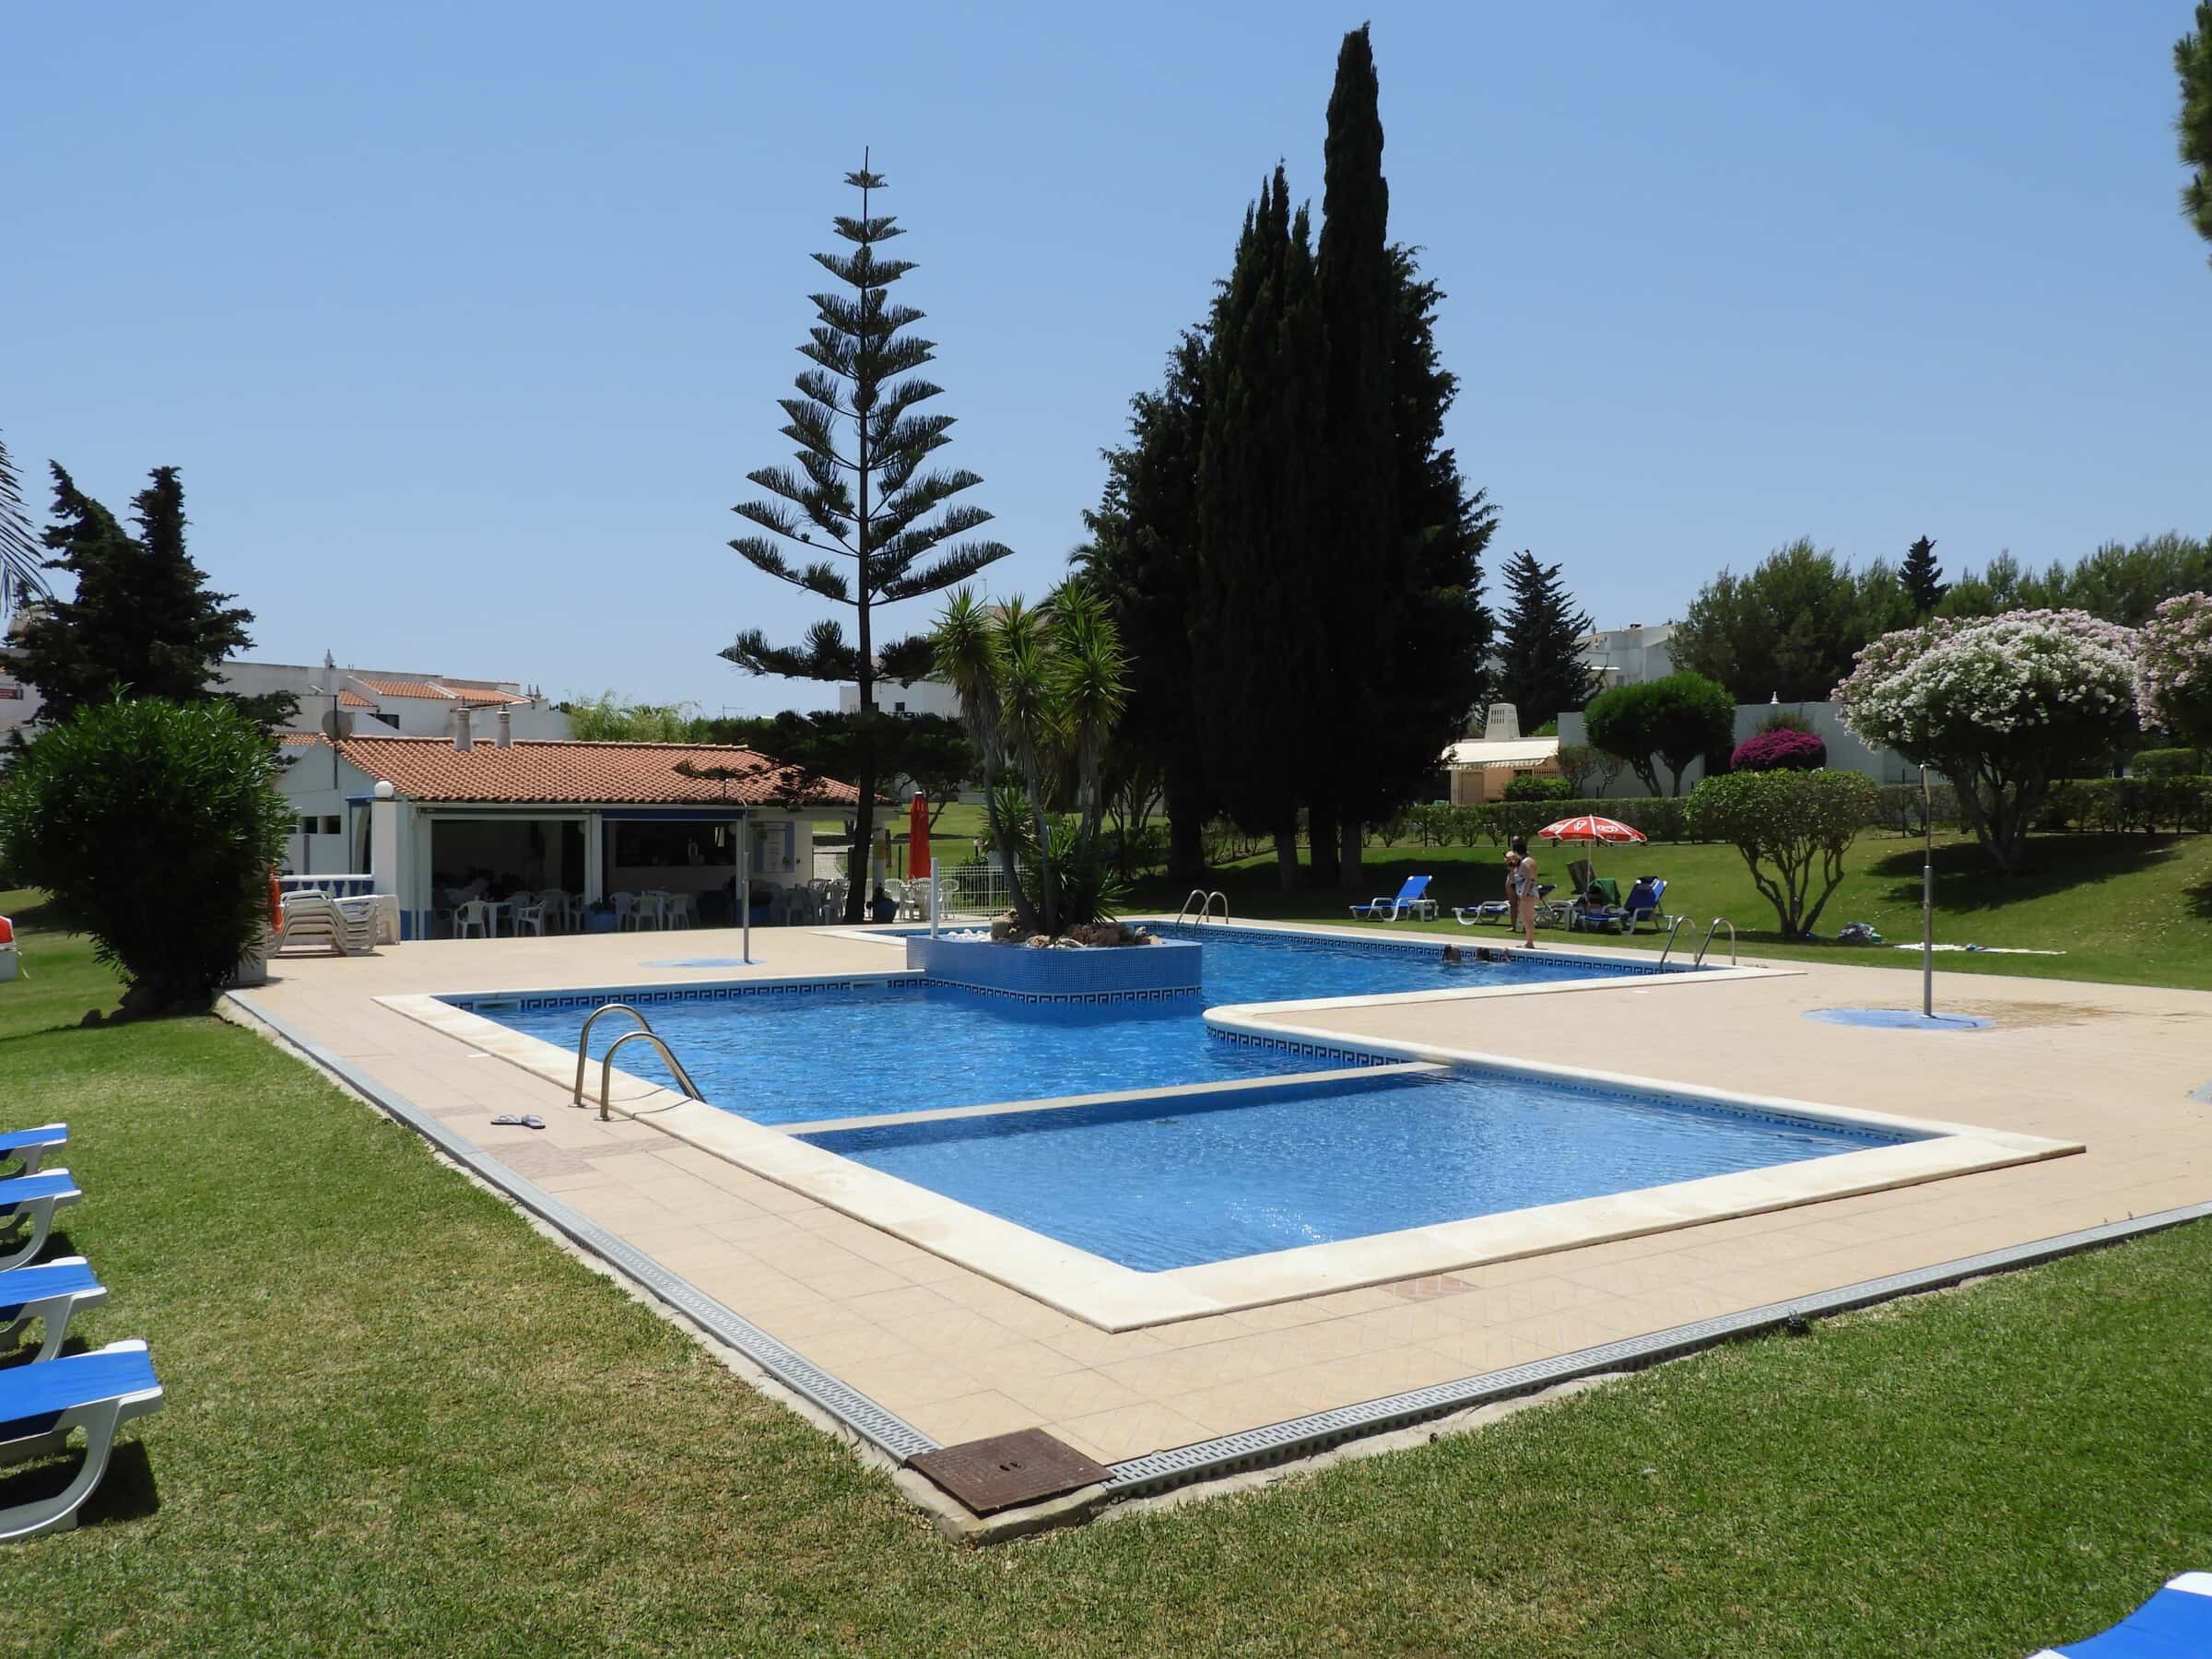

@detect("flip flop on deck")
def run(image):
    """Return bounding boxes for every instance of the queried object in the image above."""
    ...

[0,1124,66,1179]
[0,1339,164,1542]
[2029,1571,2212,1656]
[0,1171,81,1273]
[0,1257,105,1362]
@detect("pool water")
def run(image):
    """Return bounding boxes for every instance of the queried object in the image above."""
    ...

[474,927,1670,1126]
[805,1072,1912,1271]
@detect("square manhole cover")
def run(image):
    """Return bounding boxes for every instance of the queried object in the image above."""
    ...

[908,1429,1111,1515]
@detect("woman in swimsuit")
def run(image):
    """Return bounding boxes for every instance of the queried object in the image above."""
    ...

[1509,835,1540,947]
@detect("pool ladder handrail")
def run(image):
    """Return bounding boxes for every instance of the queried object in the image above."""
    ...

[573,1003,707,1118]
[1174,889,1230,925]
[1693,917,1737,968]
[596,1030,708,1123]
[1654,913,1690,968]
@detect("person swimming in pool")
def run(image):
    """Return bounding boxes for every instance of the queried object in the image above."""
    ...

[1441,943,1464,966]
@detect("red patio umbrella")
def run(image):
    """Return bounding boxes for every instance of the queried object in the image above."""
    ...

[908,791,931,883]
[1535,814,1647,847]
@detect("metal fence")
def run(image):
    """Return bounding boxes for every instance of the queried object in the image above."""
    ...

[928,865,1014,921]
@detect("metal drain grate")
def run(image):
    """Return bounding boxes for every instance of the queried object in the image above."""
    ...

[231,994,940,1464]
[909,1430,1111,1514]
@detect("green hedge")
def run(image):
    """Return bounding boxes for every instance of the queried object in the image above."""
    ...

[2041,776,2212,834]
[1872,781,1962,833]
[2132,747,2207,778]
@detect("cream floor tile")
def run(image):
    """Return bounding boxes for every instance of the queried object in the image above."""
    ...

[1047,1401,1212,1465]
[993,1365,1147,1421]
[913,1391,1041,1447]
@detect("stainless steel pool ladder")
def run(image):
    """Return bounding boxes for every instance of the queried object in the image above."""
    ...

[1655,914,1689,967]
[1693,917,1737,968]
[573,1003,708,1121]
[1175,889,1230,925]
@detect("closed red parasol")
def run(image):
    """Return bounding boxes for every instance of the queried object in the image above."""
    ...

[909,791,931,882]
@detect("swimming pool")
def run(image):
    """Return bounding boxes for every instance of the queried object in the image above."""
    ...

[470,925,1685,1125]
[803,1069,1920,1271]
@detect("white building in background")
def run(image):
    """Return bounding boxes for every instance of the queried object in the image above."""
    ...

[835,679,962,721]
[1579,622,1677,690]
[1442,702,1561,805]
[276,724,860,938]
[0,656,570,742]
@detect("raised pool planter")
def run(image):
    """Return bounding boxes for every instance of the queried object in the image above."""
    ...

[907,934,1201,1000]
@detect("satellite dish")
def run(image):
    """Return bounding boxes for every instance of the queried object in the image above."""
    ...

[321,710,355,739]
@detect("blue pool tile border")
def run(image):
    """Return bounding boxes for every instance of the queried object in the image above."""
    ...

[1153,920,1689,975]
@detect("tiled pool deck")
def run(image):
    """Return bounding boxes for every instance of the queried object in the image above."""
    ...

[229,920,2212,1483]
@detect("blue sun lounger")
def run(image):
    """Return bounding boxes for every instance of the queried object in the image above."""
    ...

[2029,1571,2212,1655]
[0,1124,66,1179]
[0,1171,81,1274]
[0,1258,105,1362]
[1350,876,1436,922]
[0,1339,164,1542]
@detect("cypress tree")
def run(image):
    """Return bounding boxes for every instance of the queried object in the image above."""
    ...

[11,465,288,729]
[1310,21,1398,888]
[1335,248,1495,855]
[1079,329,1214,887]
[1900,534,1947,616]
[1194,169,1329,890]
[1494,550,1594,730]
[721,157,1013,923]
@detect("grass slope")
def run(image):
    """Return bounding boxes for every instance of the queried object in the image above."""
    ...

[1,891,2206,1654]
[1135,830,2212,991]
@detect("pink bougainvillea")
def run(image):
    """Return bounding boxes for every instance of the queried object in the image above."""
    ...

[1730,727,1828,772]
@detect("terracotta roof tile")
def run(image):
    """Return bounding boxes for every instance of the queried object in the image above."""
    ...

[325,736,862,808]
[336,689,377,709]
[348,675,529,705]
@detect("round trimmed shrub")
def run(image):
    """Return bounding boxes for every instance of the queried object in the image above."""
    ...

[1730,727,1828,772]
[0,697,290,1016]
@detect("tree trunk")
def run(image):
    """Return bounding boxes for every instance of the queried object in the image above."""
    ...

[1274,825,1301,891]
[1308,800,1341,888]
[1338,818,1364,890]
[1167,799,1206,889]
[982,772,1046,936]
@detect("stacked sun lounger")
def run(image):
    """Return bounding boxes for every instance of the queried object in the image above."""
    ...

[0,1123,166,1543]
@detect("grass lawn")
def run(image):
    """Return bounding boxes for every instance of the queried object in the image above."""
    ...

[1135,828,2212,992]
[3,889,2208,1654]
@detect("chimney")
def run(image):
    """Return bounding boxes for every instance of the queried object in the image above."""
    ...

[453,705,474,751]
[496,708,512,747]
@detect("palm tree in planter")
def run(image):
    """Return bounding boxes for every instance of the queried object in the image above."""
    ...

[934,581,1127,936]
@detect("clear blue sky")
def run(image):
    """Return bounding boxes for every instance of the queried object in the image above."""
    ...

[6,1,2206,714]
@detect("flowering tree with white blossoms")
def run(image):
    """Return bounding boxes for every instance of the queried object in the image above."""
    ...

[1832,609,2139,871]
[2135,592,2212,748]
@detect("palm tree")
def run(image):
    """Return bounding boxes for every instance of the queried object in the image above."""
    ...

[933,583,1127,935]
[933,589,1044,935]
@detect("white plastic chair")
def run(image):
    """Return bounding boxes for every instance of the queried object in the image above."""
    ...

[632,891,665,931]
[611,891,638,931]
[453,900,492,940]
[512,895,549,937]
[534,888,566,934]
[663,892,695,930]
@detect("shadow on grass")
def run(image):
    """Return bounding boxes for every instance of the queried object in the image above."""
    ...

[0,1437,161,1533]
[1862,835,2185,917]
